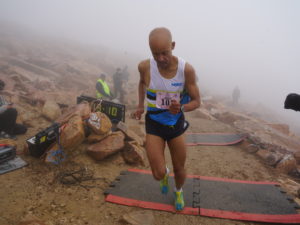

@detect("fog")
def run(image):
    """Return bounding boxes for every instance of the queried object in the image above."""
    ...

[0,0,299,132]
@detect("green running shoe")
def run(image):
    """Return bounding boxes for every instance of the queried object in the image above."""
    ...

[174,190,185,211]
[160,168,169,194]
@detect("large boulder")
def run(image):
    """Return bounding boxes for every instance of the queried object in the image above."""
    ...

[60,115,85,150]
[87,131,125,160]
[56,101,91,124]
[122,141,146,166]
[87,132,111,144]
[42,100,61,121]
[276,154,297,174]
[117,121,144,146]
[87,112,112,135]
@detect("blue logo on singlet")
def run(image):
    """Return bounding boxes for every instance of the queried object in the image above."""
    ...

[171,82,183,87]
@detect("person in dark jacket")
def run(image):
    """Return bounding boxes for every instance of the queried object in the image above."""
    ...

[113,68,124,102]
[0,79,27,138]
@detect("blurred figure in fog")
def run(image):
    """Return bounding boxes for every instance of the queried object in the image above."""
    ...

[232,86,240,106]
[113,68,125,103]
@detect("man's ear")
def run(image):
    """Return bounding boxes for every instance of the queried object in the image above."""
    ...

[171,41,175,50]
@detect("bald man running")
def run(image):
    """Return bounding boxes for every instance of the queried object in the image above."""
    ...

[133,27,201,211]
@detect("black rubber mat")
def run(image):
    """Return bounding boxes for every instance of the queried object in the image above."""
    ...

[105,169,300,223]
[0,156,27,175]
[186,133,245,146]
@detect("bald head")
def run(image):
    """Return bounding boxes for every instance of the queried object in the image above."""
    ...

[149,27,172,44]
[148,27,175,69]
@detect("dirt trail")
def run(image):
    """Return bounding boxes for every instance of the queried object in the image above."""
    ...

[0,111,293,225]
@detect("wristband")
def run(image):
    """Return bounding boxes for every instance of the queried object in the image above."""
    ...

[180,105,185,112]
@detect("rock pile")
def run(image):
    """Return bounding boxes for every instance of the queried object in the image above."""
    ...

[192,98,300,177]
[38,102,146,166]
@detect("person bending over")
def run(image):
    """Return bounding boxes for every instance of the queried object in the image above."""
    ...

[0,79,27,138]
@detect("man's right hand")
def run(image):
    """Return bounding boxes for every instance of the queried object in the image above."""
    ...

[131,106,144,120]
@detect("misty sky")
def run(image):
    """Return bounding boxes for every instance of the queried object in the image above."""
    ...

[0,0,299,126]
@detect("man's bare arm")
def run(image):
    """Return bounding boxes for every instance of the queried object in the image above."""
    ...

[137,60,148,108]
[183,63,201,112]
[132,60,149,119]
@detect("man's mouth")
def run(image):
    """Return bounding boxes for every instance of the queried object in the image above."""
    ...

[157,61,167,67]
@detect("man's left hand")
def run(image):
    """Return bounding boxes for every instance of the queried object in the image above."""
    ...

[169,100,181,114]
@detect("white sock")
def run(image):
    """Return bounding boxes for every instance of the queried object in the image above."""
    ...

[174,187,183,192]
[165,166,170,175]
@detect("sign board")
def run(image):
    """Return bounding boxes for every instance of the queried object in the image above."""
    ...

[99,100,125,123]
[77,95,126,123]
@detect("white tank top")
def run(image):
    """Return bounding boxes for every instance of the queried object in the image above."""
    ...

[149,57,185,92]
[146,57,186,125]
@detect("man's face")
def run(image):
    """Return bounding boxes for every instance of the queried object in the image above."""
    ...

[150,40,175,69]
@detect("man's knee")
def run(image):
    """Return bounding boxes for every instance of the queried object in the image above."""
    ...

[152,167,166,181]
[173,166,185,177]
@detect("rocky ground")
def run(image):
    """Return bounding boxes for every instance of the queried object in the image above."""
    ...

[1,108,300,225]
[1,25,300,225]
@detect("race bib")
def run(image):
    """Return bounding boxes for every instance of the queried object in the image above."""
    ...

[156,91,180,109]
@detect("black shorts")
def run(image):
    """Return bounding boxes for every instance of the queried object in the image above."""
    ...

[145,113,189,141]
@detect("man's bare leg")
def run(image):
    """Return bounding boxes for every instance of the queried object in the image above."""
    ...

[145,134,167,181]
[167,134,187,189]
[167,134,186,211]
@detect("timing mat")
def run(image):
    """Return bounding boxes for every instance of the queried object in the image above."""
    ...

[186,133,245,146]
[105,169,300,224]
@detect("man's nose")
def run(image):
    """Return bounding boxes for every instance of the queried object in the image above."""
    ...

[157,54,164,61]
